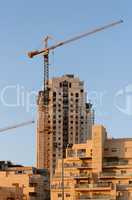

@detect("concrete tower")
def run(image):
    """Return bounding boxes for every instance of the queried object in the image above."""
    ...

[36,74,94,175]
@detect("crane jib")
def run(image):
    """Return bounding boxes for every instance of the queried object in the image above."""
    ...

[28,19,123,58]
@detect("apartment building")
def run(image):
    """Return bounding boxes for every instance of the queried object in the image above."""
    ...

[36,74,94,175]
[51,125,132,200]
[0,161,49,200]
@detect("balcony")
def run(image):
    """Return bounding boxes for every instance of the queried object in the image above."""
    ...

[79,194,115,200]
[100,172,132,178]
[75,183,112,191]
[51,184,71,189]
[103,161,128,167]
[77,153,87,159]
[117,184,132,190]
[77,163,92,168]
[74,173,92,179]
[64,163,92,169]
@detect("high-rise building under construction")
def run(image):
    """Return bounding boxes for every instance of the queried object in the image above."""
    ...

[36,74,94,175]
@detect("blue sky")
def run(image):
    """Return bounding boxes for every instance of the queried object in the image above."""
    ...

[0,0,131,165]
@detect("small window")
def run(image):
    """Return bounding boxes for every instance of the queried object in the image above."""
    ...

[58,193,62,197]
[69,83,71,88]
[104,148,109,151]
[121,170,126,174]
[53,92,56,97]
[75,93,79,97]
[66,193,70,197]
[111,148,118,152]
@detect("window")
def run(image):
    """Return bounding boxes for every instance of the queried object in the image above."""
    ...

[53,92,56,97]
[29,192,37,197]
[121,170,126,174]
[111,148,118,152]
[58,193,62,197]
[69,83,71,88]
[104,148,109,151]
[66,193,70,197]
[75,93,79,97]
[53,97,56,102]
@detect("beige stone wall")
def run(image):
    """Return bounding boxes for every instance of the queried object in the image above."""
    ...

[92,125,106,173]
[0,167,49,200]
[37,75,94,175]
[51,124,132,200]
[0,187,23,200]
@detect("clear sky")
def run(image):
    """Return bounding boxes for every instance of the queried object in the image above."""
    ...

[0,0,131,166]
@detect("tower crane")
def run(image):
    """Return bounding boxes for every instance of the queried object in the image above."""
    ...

[0,120,35,133]
[28,20,123,105]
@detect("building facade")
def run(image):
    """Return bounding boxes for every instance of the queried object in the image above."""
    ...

[37,74,94,175]
[0,162,49,200]
[51,125,132,200]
